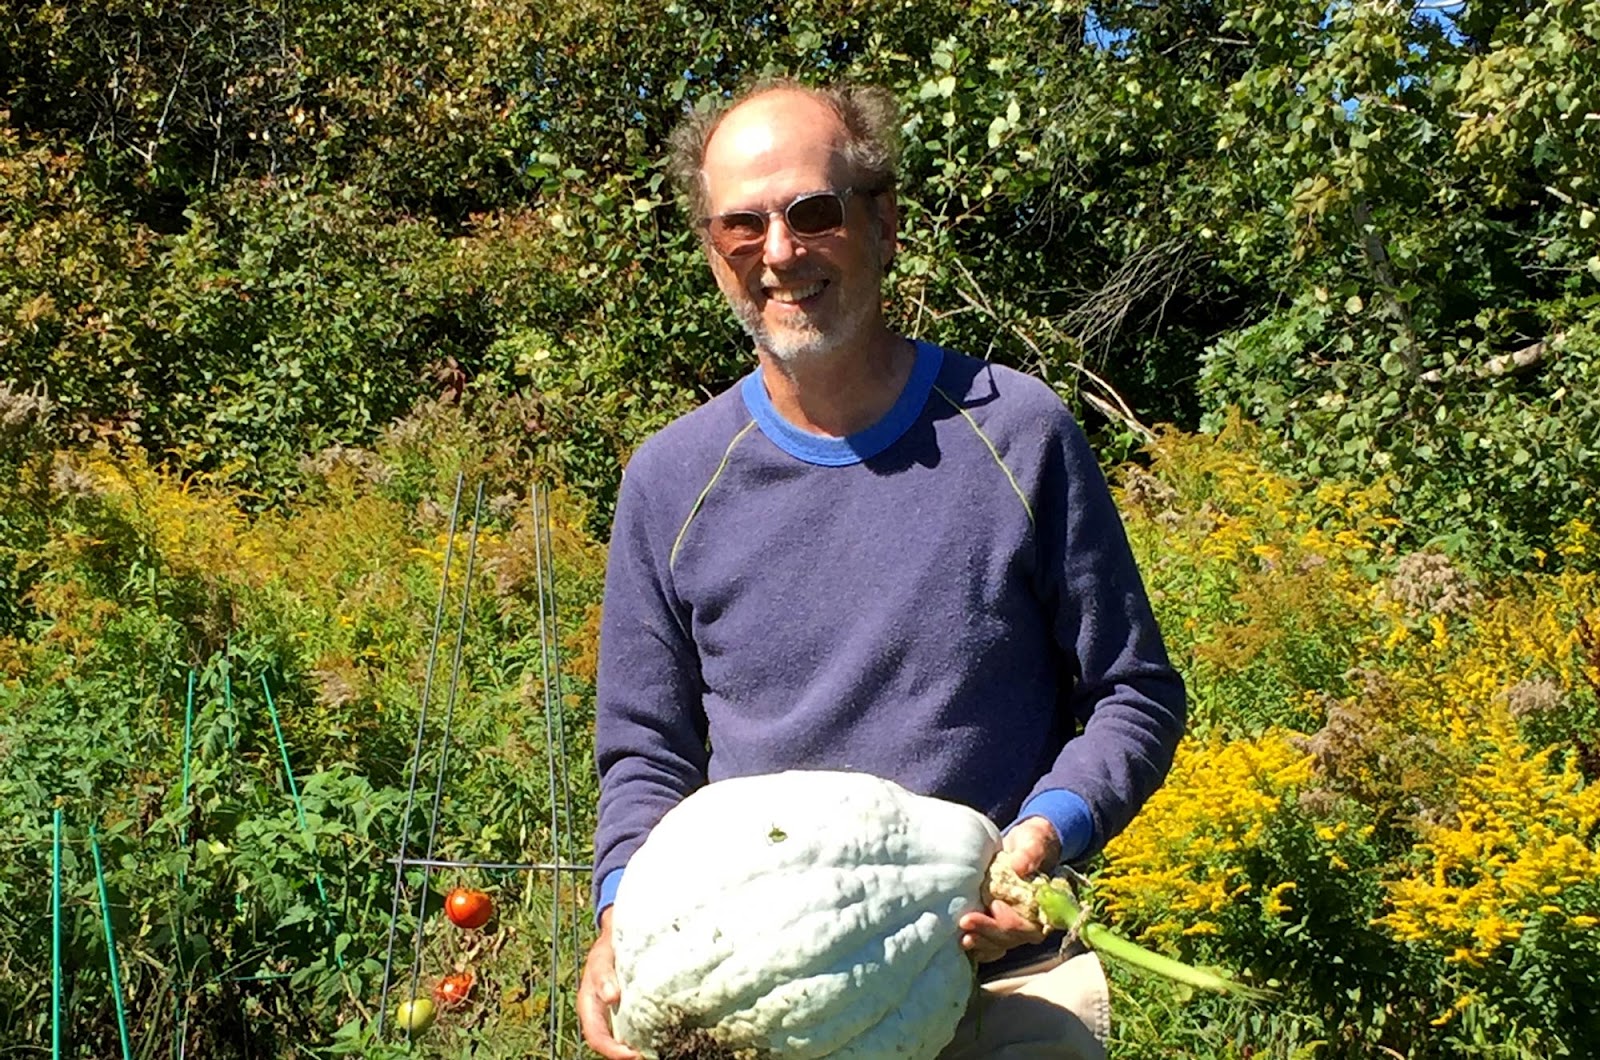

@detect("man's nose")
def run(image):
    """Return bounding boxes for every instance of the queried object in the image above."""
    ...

[762,213,802,266]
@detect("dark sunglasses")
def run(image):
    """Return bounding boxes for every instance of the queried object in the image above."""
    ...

[701,188,876,257]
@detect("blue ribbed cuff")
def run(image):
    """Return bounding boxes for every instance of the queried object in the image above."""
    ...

[1010,789,1095,863]
[595,868,625,923]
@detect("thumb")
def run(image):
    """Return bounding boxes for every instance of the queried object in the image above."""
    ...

[598,975,622,1006]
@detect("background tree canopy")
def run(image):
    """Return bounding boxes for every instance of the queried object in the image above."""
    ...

[3,0,1596,560]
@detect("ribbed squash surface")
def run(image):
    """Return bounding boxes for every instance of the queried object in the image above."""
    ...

[611,770,1001,1060]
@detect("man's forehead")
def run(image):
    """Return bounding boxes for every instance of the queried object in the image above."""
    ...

[715,118,784,162]
[704,91,847,174]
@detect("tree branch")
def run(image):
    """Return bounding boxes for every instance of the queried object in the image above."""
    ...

[1352,195,1420,378]
[1418,334,1561,384]
[947,260,1158,443]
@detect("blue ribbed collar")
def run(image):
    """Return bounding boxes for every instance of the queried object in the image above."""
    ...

[740,341,944,467]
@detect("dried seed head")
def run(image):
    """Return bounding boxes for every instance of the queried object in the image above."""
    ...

[297,443,392,485]
[0,380,55,443]
[1122,467,1179,515]
[1383,551,1480,617]
[49,455,99,499]
[1504,676,1566,719]
[311,665,359,710]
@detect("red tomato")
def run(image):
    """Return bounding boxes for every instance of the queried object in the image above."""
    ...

[444,887,493,929]
[433,970,475,1010]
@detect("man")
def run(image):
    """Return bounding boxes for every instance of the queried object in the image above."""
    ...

[577,79,1185,1060]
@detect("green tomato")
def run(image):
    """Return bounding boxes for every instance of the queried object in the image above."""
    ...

[396,997,436,1035]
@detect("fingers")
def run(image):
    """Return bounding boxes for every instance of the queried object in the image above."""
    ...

[579,921,640,1060]
[957,898,1047,964]
[578,983,637,1060]
[1003,817,1062,879]
[959,925,1010,965]
[955,818,1066,964]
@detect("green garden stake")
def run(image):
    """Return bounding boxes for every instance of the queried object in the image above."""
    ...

[180,670,196,865]
[176,668,196,1060]
[223,655,236,750]
[225,659,244,918]
[52,808,62,1060]
[89,825,135,1060]
[260,674,347,971]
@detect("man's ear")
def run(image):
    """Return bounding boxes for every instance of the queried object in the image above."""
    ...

[874,189,900,271]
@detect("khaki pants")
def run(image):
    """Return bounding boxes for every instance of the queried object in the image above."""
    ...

[937,950,1111,1060]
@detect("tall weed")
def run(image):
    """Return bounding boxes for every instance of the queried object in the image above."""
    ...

[0,401,604,1056]
[1106,429,1600,1057]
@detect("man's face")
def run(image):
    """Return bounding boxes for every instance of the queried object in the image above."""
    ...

[699,91,898,367]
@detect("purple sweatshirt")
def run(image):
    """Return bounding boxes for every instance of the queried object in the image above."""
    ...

[592,341,1184,956]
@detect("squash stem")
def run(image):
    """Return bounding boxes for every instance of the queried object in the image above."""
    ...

[1030,879,1273,1000]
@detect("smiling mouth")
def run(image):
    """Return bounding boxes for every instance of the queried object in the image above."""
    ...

[764,280,827,305]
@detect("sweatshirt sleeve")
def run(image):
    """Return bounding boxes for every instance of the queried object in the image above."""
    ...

[590,448,711,908]
[1032,414,1186,856]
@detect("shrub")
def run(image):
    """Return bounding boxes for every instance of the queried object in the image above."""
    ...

[1105,434,1600,1058]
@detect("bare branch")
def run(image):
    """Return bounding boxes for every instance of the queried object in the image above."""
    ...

[1083,392,1159,444]
[1353,195,1420,378]
[944,261,1158,442]
[1056,239,1193,355]
[154,39,195,141]
[1418,334,1561,384]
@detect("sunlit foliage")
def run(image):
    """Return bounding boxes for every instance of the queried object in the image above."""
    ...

[1103,433,1600,1056]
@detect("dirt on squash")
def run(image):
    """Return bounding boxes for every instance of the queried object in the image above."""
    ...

[651,1016,770,1060]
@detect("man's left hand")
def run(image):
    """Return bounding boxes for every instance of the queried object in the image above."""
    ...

[957,816,1061,964]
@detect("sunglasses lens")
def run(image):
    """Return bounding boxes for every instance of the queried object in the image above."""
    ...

[787,193,846,235]
[708,212,766,254]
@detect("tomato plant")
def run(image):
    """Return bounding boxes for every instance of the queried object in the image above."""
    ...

[444,887,493,929]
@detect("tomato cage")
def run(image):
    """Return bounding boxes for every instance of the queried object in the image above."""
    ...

[37,477,593,1060]
[374,477,594,1054]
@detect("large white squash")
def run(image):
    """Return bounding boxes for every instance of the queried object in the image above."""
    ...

[610,770,1001,1060]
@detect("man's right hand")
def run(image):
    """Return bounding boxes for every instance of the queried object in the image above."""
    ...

[578,909,640,1059]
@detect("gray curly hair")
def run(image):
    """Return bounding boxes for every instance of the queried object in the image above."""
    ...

[665,78,903,226]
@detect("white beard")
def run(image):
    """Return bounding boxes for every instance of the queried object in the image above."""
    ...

[730,286,879,367]
[725,238,886,367]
